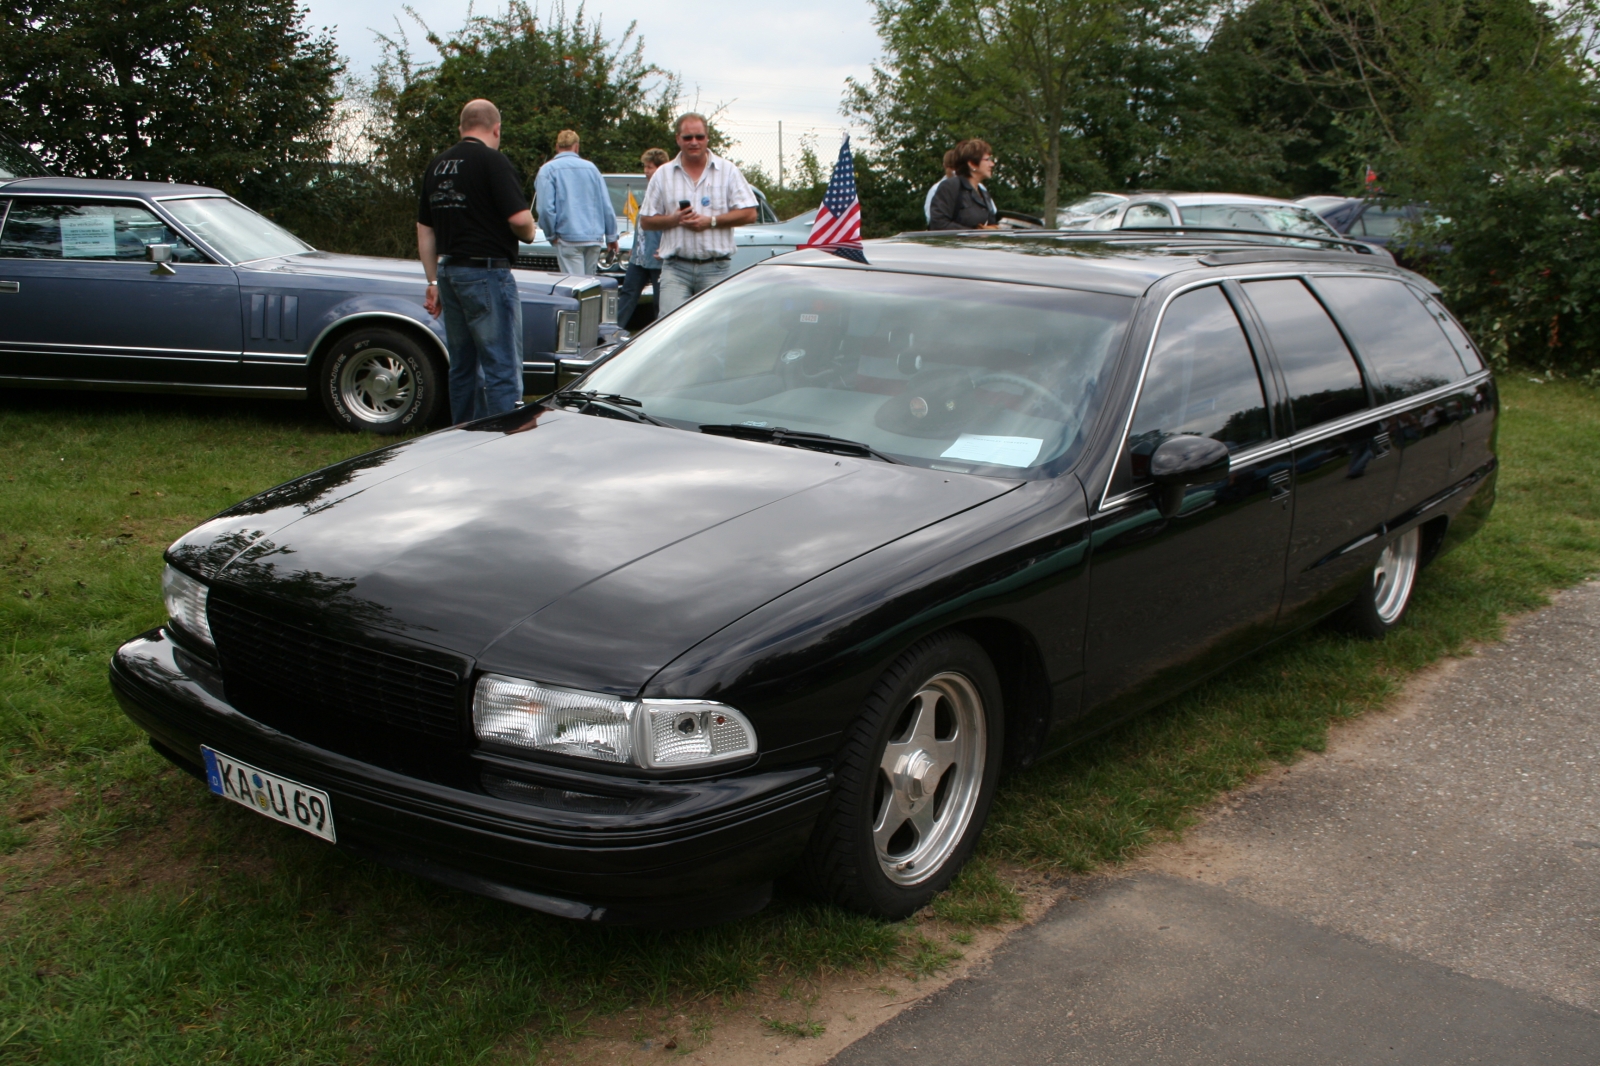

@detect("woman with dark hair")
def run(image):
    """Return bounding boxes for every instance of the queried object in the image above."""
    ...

[927,139,999,231]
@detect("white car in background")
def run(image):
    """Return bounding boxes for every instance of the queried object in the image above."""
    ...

[1082,192,1345,242]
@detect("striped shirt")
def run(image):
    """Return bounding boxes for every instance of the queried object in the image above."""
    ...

[639,151,758,260]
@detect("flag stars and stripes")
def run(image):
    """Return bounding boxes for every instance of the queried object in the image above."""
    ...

[802,136,866,262]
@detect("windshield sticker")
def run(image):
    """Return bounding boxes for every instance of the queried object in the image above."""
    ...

[940,434,1043,468]
[60,215,116,258]
[800,314,819,323]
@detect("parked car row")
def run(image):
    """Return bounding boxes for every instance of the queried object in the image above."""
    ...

[0,176,623,433]
[114,222,1497,924]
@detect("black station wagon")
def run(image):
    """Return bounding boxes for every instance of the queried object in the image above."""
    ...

[111,231,1497,923]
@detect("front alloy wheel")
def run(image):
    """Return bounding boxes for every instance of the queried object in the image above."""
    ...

[801,632,1004,918]
[319,327,441,434]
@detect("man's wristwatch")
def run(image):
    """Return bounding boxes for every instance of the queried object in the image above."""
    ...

[710,215,717,229]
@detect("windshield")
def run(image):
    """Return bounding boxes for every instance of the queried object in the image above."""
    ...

[1059,193,1125,220]
[1178,203,1336,238]
[579,265,1134,475]
[161,197,311,262]
[605,175,648,217]
[0,134,50,180]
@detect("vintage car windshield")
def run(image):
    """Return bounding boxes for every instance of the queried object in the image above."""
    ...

[581,265,1134,475]
[161,196,311,263]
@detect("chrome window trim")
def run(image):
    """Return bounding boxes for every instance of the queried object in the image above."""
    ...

[0,197,11,235]
[1096,268,1490,514]
[0,192,228,265]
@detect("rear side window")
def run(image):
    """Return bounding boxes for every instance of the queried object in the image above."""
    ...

[1240,278,1368,432]
[1313,276,1466,401]
[1119,285,1271,488]
[0,200,204,261]
[1413,288,1484,373]
[1122,203,1173,228]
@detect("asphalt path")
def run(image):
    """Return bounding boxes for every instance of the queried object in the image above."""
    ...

[830,582,1600,1065]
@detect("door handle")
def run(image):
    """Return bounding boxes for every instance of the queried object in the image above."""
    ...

[0,281,17,294]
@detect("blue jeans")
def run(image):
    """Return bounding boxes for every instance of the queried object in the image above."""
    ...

[617,260,660,329]
[659,256,733,316]
[438,264,523,423]
[554,242,602,276]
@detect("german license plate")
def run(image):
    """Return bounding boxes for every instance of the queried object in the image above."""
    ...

[202,746,336,843]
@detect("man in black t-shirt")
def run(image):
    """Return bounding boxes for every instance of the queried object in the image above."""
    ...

[417,99,536,423]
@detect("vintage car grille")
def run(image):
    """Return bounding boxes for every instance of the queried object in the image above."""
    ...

[517,254,559,272]
[579,289,602,347]
[209,598,463,742]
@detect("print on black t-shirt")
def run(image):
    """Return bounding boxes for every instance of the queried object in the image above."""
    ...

[417,137,528,261]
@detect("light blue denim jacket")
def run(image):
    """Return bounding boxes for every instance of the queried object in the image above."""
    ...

[534,153,619,245]
[634,225,662,268]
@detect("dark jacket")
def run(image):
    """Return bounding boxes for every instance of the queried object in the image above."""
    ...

[928,176,997,230]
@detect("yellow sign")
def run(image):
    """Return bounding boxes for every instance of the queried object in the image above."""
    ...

[625,189,639,225]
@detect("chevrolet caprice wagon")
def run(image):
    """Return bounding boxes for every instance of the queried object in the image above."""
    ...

[112,230,1496,923]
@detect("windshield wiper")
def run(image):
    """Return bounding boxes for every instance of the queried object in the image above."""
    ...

[554,390,671,427]
[699,423,901,464]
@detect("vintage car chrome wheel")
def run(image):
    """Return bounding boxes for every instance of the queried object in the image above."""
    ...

[800,632,1004,918]
[318,327,442,434]
[1346,526,1422,637]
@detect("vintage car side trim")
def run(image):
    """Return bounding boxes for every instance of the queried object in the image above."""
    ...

[1097,265,1492,513]
[0,339,242,358]
[303,311,453,367]
[0,374,304,398]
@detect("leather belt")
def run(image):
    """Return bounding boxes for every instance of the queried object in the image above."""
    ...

[440,256,511,268]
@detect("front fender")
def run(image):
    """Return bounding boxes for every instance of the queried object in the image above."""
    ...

[306,297,449,362]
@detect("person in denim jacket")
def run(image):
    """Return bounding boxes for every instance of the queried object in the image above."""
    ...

[617,148,667,330]
[534,129,619,276]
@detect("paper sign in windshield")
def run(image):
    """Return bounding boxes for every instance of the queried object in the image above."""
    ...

[940,434,1042,468]
[60,215,116,258]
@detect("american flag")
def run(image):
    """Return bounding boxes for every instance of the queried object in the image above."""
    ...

[801,136,865,262]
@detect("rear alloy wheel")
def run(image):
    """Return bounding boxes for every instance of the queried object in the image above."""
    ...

[318,328,441,434]
[1345,526,1422,638]
[800,632,1004,919]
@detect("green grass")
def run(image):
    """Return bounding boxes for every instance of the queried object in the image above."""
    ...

[1,378,1597,1063]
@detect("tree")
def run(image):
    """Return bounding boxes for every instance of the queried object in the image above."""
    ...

[0,0,341,206]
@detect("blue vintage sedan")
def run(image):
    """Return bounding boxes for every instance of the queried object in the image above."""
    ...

[0,177,620,432]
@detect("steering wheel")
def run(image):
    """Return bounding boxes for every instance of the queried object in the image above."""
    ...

[973,372,1074,421]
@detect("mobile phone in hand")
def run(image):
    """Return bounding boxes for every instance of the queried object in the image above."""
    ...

[678,200,691,210]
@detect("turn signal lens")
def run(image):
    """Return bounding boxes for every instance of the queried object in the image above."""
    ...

[472,674,758,769]
[556,311,581,353]
[161,565,214,650]
[602,291,619,325]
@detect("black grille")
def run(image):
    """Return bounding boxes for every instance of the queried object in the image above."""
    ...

[209,598,463,741]
[517,254,559,272]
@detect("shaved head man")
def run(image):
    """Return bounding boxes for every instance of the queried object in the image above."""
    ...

[416,98,537,422]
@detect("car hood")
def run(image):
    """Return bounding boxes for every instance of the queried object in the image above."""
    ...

[261,251,569,296]
[180,409,1018,694]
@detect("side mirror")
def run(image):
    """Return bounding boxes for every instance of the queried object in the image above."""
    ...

[146,243,176,275]
[1148,434,1231,518]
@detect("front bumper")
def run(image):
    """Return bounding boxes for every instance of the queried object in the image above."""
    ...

[110,629,829,924]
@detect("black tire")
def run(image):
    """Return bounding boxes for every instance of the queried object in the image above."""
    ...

[317,327,442,434]
[1342,525,1422,639]
[800,632,1004,919]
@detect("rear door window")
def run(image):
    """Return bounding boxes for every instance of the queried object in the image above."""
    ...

[1118,285,1271,488]
[1122,203,1173,228]
[1240,278,1368,432]
[0,200,204,261]
[1412,288,1484,373]
[1312,276,1466,401]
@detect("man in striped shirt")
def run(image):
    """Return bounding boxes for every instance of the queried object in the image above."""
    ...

[638,113,759,315]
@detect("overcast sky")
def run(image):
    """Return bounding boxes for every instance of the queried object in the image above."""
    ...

[300,0,883,139]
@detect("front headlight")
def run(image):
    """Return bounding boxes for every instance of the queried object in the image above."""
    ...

[555,310,580,353]
[161,564,214,650]
[473,674,758,770]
